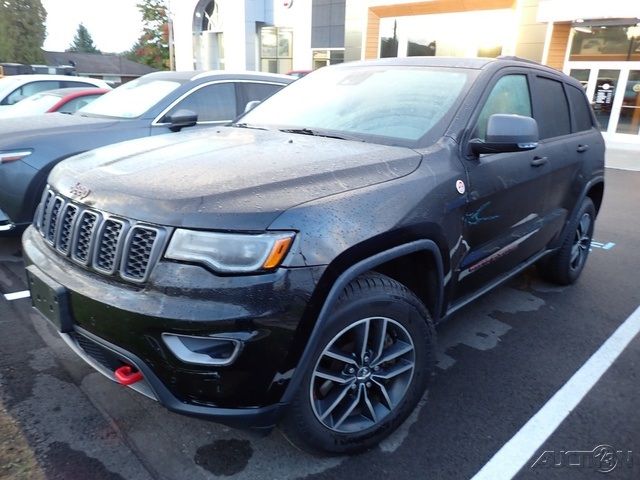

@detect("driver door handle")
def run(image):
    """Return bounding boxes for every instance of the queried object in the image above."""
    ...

[531,156,548,167]
[577,144,590,153]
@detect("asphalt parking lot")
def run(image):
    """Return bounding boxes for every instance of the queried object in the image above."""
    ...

[1,167,638,480]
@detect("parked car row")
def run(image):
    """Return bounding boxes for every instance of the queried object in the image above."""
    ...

[0,70,292,232]
[0,74,111,111]
[0,87,110,118]
[8,58,606,454]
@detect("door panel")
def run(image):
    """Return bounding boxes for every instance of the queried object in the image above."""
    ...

[455,73,547,300]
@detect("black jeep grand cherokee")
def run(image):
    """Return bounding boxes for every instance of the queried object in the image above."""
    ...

[23,57,604,454]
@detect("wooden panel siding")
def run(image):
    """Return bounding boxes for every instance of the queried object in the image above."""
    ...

[546,22,571,70]
[365,10,381,60]
[370,0,515,18]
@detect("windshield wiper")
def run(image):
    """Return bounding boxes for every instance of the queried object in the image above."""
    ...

[232,122,269,130]
[279,128,363,142]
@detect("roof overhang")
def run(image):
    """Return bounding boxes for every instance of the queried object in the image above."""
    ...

[537,0,640,23]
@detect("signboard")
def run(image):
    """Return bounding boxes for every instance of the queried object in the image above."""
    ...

[595,83,614,105]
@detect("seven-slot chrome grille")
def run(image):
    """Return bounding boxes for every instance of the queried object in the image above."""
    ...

[36,188,167,283]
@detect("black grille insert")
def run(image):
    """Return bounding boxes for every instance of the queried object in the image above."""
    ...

[71,332,123,372]
[72,211,99,263]
[122,227,158,281]
[57,204,78,254]
[36,188,165,283]
[95,220,125,273]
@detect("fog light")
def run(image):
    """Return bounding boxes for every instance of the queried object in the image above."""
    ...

[162,333,242,366]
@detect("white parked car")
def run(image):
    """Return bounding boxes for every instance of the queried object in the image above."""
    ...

[0,75,110,111]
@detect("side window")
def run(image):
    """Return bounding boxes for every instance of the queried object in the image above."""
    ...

[57,95,101,114]
[163,83,237,123]
[4,80,61,105]
[474,75,532,140]
[566,84,594,132]
[533,76,571,139]
[61,81,97,88]
[237,82,284,112]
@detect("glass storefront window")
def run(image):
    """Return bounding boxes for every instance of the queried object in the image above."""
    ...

[261,28,278,58]
[312,50,345,69]
[407,37,436,57]
[569,69,589,89]
[378,10,513,60]
[616,70,640,135]
[379,19,399,58]
[591,69,620,131]
[260,27,293,74]
[570,25,640,61]
[477,46,502,58]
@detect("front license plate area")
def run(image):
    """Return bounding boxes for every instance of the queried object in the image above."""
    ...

[26,265,73,333]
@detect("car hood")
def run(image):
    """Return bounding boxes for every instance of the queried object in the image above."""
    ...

[0,113,118,141]
[49,127,422,230]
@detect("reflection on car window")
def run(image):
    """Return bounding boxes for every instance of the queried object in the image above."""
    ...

[5,81,61,105]
[58,95,101,114]
[241,66,473,143]
[474,74,532,140]
[78,79,181,118]
[163,83,237,122]
[2,92,60,114]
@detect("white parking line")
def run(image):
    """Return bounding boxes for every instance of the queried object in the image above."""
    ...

[471,305,640,480]
[3,290,31,301]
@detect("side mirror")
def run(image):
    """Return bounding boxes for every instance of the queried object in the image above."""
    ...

[470,114,539,155]
[244,100,261,113]
[165,109,198,132]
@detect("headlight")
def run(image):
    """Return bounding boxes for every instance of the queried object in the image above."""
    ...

[165,230,295,273]
[0,150,32,164]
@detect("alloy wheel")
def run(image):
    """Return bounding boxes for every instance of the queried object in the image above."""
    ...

[570,212,592,271]
[309,317,415,433]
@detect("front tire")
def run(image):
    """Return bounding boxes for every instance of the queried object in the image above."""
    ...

[538,197,595,285]
[281,273,435,454]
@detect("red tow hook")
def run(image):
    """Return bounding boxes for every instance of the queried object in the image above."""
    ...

[114,365,143,386]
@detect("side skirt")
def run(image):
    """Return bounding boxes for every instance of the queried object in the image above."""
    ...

[443,248,554,321]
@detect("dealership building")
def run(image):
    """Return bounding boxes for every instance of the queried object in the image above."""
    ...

[171,0,640,144]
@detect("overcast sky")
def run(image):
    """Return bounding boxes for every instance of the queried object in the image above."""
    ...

[42,0,143,53]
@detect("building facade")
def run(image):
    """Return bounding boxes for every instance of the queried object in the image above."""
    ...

[171,0,640,143]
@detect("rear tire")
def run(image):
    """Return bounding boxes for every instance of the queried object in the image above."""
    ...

[280,273,435,454]
[538,197,595,285]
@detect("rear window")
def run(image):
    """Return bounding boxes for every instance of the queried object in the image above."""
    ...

[533,76,571,139]
[566,84,593,132]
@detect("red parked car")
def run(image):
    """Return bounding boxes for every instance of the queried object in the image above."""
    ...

[0,87,109,118]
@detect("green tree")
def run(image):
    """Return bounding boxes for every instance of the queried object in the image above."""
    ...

[67,23,100,53]
[127,0,169,70]
[0,0,47,64]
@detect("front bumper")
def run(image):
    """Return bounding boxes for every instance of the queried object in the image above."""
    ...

[23,225,325,428]
[0,159,40,229]
[0,206,14,231]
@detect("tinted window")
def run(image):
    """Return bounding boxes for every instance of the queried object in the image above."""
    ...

[58,95,101,114]
[534,76,571,139]
[474,75,531,140]
[566,84,593,132]
[61,81,98,88]
[237,82,283,113]
[3,80,61,105]
[166,82,237,122]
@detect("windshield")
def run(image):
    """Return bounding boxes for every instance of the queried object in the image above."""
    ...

[240,65,475,144]
[2,92,60,115]
[77,78,181,119]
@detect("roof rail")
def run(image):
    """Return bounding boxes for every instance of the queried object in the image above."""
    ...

[496,55,541,66]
